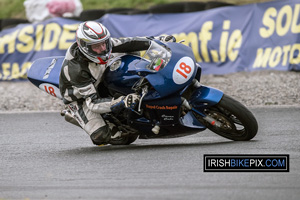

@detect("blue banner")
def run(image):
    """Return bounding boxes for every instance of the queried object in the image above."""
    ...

[0,18,79,80]
[0,0,299,80]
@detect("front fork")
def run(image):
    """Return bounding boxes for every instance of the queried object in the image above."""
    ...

[181,98,222,128]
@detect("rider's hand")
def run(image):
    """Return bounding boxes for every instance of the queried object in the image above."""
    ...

[124,94,140,109]
[110,94,140,114]
[159,35,176,43]
[110,96,125,114]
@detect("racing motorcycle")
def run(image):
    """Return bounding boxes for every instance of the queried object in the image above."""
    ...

[27,40,258,145]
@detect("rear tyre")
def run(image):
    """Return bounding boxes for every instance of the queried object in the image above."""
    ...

[193,94,258,141]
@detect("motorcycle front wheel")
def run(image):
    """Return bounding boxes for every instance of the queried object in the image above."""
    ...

[193,94,258,141]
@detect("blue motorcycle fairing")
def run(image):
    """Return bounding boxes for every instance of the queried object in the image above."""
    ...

[179,111,207,129]
[104,55,149,95]
[130,89,209,137]
[141,93,182,125]
[27,56,64,99]
[171,85,223,132]
[189,85,224,108]
[27,56,64,87]
[104,42,197,99]
[145,42,197,98]
[130,110,207,139]
[135,122,206,139]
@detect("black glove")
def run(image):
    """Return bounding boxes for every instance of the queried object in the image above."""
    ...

[110,94,140,114]
[159,35,176,43]
[124,94,140,109]
[110,96,125,114]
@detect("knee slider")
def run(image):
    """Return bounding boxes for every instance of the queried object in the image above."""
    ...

[90,125,111,145]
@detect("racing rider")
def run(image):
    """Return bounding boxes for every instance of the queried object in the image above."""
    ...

[59,21,176,145]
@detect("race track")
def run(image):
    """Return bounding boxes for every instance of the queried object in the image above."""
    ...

[0,107,299,200]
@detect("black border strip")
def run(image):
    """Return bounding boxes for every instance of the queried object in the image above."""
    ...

[203,154,289,172]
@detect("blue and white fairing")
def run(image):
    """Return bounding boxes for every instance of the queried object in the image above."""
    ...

[27,56,64,99]
[104,40,198,99]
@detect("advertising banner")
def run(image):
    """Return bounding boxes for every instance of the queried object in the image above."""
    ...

[0,0,299,80]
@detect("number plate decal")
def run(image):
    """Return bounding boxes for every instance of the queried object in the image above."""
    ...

[39,83,62,99]
[172,57,195,85]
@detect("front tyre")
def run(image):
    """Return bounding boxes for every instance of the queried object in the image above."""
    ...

[193,94,258,141]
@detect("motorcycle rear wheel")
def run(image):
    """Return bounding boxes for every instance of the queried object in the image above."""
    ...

[193,94,258,141]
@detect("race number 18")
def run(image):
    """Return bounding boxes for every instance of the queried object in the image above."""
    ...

[172,57,195,85]
[176,62,191,79]
[44,85,57,97]
[39,83,62,99]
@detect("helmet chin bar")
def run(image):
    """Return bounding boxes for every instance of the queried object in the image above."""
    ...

[97,57,108,64]
[78,45,111,64]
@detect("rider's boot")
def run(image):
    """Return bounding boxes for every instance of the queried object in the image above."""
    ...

[61,109,81,128]
[106,121,122,139]
[110,126,122,139]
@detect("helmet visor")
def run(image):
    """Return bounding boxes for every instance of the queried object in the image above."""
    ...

[86,39,111,56]
[79,38,111,57]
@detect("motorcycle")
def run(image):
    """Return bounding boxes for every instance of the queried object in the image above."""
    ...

[27,39,258,145]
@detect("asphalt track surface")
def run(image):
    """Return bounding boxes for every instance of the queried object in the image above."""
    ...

[0,107,299,200]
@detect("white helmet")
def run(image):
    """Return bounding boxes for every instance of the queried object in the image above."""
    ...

[76,21,112,64]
